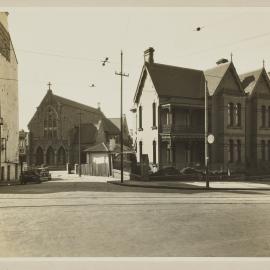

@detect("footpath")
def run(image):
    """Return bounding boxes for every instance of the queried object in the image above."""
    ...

[109,179,270,190]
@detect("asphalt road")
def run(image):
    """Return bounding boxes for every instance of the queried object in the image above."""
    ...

[1,174,270,257]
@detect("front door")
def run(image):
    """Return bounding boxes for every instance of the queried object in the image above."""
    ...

[7,165,10,181]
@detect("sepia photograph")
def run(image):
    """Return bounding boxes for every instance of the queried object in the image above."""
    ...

[1,0,270,268]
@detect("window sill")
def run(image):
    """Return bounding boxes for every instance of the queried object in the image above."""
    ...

[151,126,157,130]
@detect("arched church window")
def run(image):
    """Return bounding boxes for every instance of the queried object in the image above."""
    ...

[43,106,58,139]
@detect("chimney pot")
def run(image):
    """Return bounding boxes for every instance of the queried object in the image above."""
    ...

[144,47,155,64]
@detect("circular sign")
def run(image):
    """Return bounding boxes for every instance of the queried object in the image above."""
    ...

[207,134,215,144]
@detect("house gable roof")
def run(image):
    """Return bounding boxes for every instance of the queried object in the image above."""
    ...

[204,61,244,96]
[204,62,231,96]
[239,68,270,96]
[134,62,205,103]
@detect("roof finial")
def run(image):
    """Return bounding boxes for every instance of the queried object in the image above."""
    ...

[263,59,265,68]
[48,82,52,91]
[230,52,233,62]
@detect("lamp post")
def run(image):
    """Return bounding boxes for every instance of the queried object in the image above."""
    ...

[205,79,209,189]
[78,111,82,177]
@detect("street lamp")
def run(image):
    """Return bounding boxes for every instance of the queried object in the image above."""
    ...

[78,111,82,177]
[205,79,209,189]
[205,79,215,189]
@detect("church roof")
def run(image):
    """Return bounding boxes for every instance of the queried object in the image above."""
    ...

[69,123,98,145]
[102,118,120,135]
[53,94,102,115]
[84,142,109,153]
[28,90,102,128]
[108,118,121,130]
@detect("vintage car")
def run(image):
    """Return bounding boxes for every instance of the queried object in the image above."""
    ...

[36,167,52,181]
[20,170,41,184]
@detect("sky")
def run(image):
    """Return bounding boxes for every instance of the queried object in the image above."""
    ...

[4,7,270,130]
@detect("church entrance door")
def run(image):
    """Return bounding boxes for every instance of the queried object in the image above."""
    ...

[46,147,55,165]
[57,147,66,165]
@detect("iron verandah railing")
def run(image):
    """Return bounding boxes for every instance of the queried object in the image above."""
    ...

[160,124,204,134]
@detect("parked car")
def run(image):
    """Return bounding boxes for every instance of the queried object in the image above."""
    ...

[37,167,52,181]
[20,170,41,184]
[180,167,204,180]
[151,166,180,176]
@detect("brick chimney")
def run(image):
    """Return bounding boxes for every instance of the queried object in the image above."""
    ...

[144,47,155,64]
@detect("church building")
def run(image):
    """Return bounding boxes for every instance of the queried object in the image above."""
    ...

[28,84,127,170]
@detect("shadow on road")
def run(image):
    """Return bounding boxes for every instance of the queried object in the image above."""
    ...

[0,180,267,195]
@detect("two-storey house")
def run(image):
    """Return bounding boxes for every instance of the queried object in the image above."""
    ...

[132,48,247,172]
[205,61,246,172]
[240,67,270,172]
[132,48,205,170]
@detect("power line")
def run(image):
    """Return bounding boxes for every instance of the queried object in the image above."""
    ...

[181,30,270,59]
[0,45,120,65]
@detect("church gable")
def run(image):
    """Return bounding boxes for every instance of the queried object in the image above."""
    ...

[28,90,59,129]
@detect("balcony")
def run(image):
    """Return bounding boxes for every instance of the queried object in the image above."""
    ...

[160,124,204,138]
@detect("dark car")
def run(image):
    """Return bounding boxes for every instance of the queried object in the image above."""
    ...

[37,168,52,181]
[180,167,204,180]
[151,166,180,176]
[208,169,228,180]
[20,170,41,184]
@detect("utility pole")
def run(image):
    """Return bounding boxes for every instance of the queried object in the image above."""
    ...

[115,51,129,183]
[78,111,82,177]
[205,79,209,189]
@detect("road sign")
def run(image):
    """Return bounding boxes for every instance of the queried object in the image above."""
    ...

[207,134,215,144]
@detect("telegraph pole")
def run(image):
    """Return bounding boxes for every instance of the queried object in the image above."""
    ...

[115,51,129,183]
[205,79,209,189]
[78,111,82,177]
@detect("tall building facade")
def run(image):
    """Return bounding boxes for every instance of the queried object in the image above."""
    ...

[132,47,269,173]
[0,12,19,181]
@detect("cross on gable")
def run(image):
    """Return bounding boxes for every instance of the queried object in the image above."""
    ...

[48,82,52,90]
